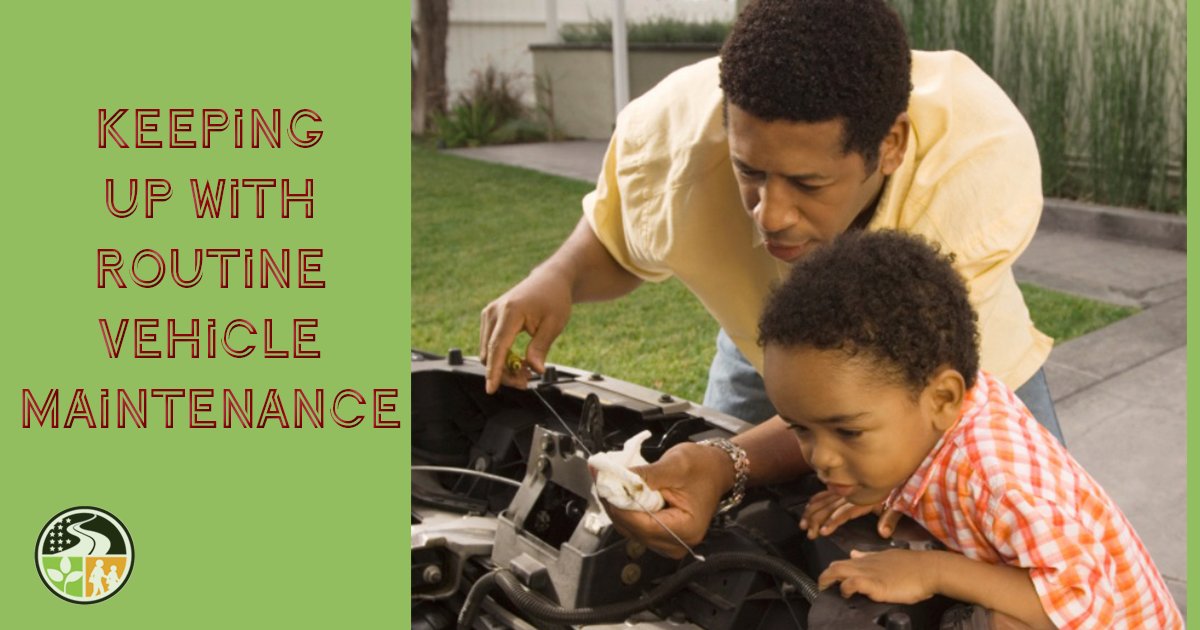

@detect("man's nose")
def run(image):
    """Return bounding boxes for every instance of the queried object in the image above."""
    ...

[752,178,798,235]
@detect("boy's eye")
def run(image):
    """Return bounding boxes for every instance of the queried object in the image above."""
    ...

[836,428,863,439]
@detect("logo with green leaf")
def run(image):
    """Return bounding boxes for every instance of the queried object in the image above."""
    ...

[44,556,84,594]
[35,507,134,604]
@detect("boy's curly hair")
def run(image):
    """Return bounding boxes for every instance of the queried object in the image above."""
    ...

[758,230,979,393]
[720,0,912,170]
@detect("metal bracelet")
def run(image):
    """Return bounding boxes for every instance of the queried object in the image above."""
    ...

[697,438,749,515]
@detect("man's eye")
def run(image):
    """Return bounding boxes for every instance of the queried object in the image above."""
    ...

[736,165,763,178]
[789,179,821,193]
[836,428,863,439]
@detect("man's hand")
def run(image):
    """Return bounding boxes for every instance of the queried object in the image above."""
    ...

[600,442,734,559]
[478,218,643,395]
[479,270,573,394]
[818,549,939,604]
[800,490,903,540]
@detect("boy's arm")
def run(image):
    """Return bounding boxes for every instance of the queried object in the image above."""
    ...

[932,551,1056,629]
[819,549,1056,630]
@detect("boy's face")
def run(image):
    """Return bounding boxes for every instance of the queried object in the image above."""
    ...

[764,345,960,506]
[726,103,908,264]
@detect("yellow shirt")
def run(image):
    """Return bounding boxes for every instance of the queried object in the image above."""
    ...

[583,51,1052,389]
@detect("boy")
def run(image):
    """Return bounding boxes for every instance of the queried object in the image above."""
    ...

[756,231,1181,628]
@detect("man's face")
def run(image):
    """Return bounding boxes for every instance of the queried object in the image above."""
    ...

[764,344,953,506]
[727,103,904,263]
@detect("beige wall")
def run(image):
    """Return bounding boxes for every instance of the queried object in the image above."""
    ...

[532,45,718,140]
[419,0,736,109]
[531,47,615,140]
[629,49,717,97]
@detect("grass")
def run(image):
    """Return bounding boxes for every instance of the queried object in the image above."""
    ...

[413,146,1139,402]
[411,145,719,400]
[1018,283,1139,343]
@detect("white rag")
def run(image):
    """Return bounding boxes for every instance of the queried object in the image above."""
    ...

[588,430,665,512]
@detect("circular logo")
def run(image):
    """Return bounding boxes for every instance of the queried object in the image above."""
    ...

[35,507,134,604]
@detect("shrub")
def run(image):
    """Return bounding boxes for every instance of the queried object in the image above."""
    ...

[561,16,732,45]
[456,66,526,126]
[434,65,558,147]
[433,101,499,148]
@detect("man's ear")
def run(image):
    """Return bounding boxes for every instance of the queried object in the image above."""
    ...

[878,113,910,177]
[925,367,965,432]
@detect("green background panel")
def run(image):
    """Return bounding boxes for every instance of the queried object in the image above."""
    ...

[1188,0,1197,620]
[0,1,410,626]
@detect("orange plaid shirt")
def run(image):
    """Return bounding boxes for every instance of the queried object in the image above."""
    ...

[884,371,1182,629]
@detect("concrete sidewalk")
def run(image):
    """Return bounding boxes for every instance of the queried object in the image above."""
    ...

[444,141,1188,616]
[1018,231,1187,615]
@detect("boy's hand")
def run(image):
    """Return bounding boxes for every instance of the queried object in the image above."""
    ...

[800,490,903,539]
[818,549,938,604]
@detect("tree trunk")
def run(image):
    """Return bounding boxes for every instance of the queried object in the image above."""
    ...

[413,0,449,135]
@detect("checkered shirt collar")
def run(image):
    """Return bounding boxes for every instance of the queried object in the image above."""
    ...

[883,370,987,513]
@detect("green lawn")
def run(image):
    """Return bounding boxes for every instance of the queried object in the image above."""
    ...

[412,145,1138,402]
[1018,282,1139,343]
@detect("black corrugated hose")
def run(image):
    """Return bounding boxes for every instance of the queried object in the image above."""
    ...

[456,570,568,630]
[457,552,820,630]
[458,569,499,630]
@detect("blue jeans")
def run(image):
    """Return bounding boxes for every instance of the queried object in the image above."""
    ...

[702,329,1066,446]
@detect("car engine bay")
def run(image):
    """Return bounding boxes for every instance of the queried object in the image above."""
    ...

[411,350,969,630]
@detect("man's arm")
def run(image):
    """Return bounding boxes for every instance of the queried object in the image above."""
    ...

[732,416,812,485]
[606,416,814,558]
[545,216,645,302]
[480,217,642,393]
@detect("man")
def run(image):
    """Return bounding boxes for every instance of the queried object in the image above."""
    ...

[479,0,1060,440]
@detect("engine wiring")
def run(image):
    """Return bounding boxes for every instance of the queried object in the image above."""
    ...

[412,465,523,488]
[457,552,820,630]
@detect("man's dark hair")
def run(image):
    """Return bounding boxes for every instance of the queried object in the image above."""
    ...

[720,0,913,169]
[758,230,979,393]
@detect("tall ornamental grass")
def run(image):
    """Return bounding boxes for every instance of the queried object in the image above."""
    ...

[1085,4,1170,209]
[994,0,1077,196]
[888,0,1185,213]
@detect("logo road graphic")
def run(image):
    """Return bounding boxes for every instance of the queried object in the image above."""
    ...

[35,507,134,603]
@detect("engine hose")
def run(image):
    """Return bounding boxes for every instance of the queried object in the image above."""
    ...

[461,552,818,628]
[458,570,571,630]
[458,569,499,630]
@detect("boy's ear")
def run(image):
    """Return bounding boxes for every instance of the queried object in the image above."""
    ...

[925,367,965,431]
